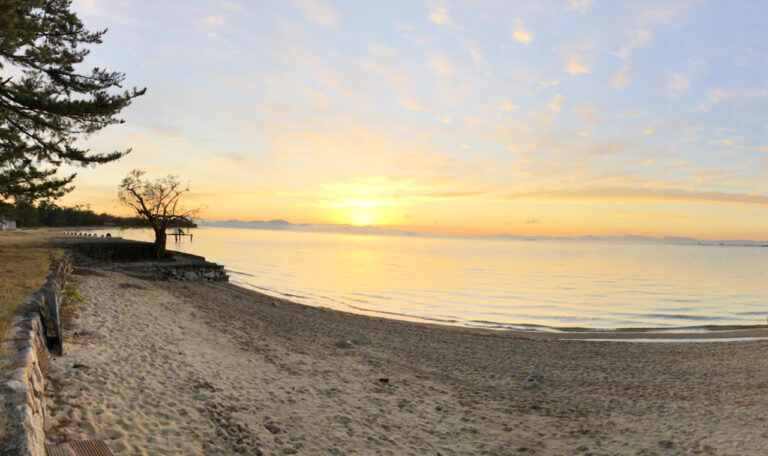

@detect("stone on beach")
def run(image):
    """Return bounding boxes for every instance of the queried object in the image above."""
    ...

[529,368,544,381]
[335,339,354,349]
[183,270,199,281]
[522,377,539,389]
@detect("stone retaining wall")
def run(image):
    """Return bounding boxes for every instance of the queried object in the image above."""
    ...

[1,257,70,456]
[57,238,158,262]
[117,262,229,282]
[54,238,229,282]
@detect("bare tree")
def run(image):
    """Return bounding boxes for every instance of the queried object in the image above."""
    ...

[118,170,199,259]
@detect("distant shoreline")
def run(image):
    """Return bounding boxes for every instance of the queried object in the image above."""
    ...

[65,223,768,247]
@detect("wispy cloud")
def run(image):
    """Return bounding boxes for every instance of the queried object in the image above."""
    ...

[428,5,452,26]
[566,55,590,74]
[205,16,224,27]
[296,0,340,27]
[399,96,428,111]
[503,187,768,206]
[564,0,593,13]
[548,94,565,112]
[367,43,398,59]
[614,28,652,58]
[501,102,518,111]
[667,73,690,96]
[612,65,631,88]
[221,1,243,12]
[427,57,455,75]
[697,87,768,111]
[513,28,534,44]
[578,105,599,128]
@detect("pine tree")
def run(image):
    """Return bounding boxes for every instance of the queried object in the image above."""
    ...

[0,0,145,203]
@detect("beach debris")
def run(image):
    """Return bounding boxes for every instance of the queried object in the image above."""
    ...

[378,377,390,384]
[271,301,279,306]
[282,447,298,455]
[659,440,675,449]
[72,363,90,369]
[335,339,354,349]
[522,377,539,389]
[522,367,544,388]
[528,368,544,381]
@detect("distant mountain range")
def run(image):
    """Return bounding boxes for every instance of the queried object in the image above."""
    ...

[197,219,768,246]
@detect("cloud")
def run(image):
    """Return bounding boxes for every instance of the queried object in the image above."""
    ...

[205,16,224,27]
[564,0,593,13]
[525,218,540,224]
[441,116,452,123]
[513,28,534,44]
[628,28,652,47]
[613,48,629,58]
[566,55,590,74]
[639,2,694,27]
[399,96,428,111]
[361,61,408,84]
[667,73,690,96]
[614,28,652,58]
[428,5,452,26]
[296,0,340,28]
[501,102,518,111]
[221,1,243,12]
[427,57,455,75]
[697,87,768,111]
[714,139,735,147]
[503,187,768,206]
[644,127,656,135]
[548,94,565,112]
[79,0,98,14]
[577,105,599,127]
[368,43,398,59]
[612,66,631,88]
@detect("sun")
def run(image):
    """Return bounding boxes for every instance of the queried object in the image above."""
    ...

[348,208,377,226]
[328,199,391,227]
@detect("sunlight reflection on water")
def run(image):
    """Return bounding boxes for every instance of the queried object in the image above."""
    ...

[89,227,768,331]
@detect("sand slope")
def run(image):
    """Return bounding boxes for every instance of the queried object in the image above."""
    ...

[45,271,768,455]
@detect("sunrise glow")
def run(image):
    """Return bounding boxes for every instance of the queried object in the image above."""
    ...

[58,0,768,240]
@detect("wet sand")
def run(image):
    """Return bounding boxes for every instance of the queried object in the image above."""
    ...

[45,270,768,455]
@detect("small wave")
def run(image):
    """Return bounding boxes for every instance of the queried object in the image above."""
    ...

[635,313,723,321]
[572,337,768,343]
[228,269,257,278]
[342,302,458,324]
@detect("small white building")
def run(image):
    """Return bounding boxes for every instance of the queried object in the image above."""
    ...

[0,218,17,230]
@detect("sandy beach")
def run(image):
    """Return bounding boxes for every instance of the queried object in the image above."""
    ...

[44,269,768,455]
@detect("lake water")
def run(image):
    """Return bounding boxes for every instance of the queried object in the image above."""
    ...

[89,227,768,331]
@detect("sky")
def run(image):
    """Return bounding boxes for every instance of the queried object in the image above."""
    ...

[59,0,768,239]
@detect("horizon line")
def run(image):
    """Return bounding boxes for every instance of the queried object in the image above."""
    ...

[193,218,768,245]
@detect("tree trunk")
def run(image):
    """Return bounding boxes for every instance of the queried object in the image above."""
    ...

[153,226,166,259]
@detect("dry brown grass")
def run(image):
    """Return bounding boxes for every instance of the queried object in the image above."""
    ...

[0,229,61,342]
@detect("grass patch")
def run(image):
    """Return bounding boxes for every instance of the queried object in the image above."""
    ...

[0,229,61,343]
[60,284,85,331]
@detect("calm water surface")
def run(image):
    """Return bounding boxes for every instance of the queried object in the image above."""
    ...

[90,227,768,331]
